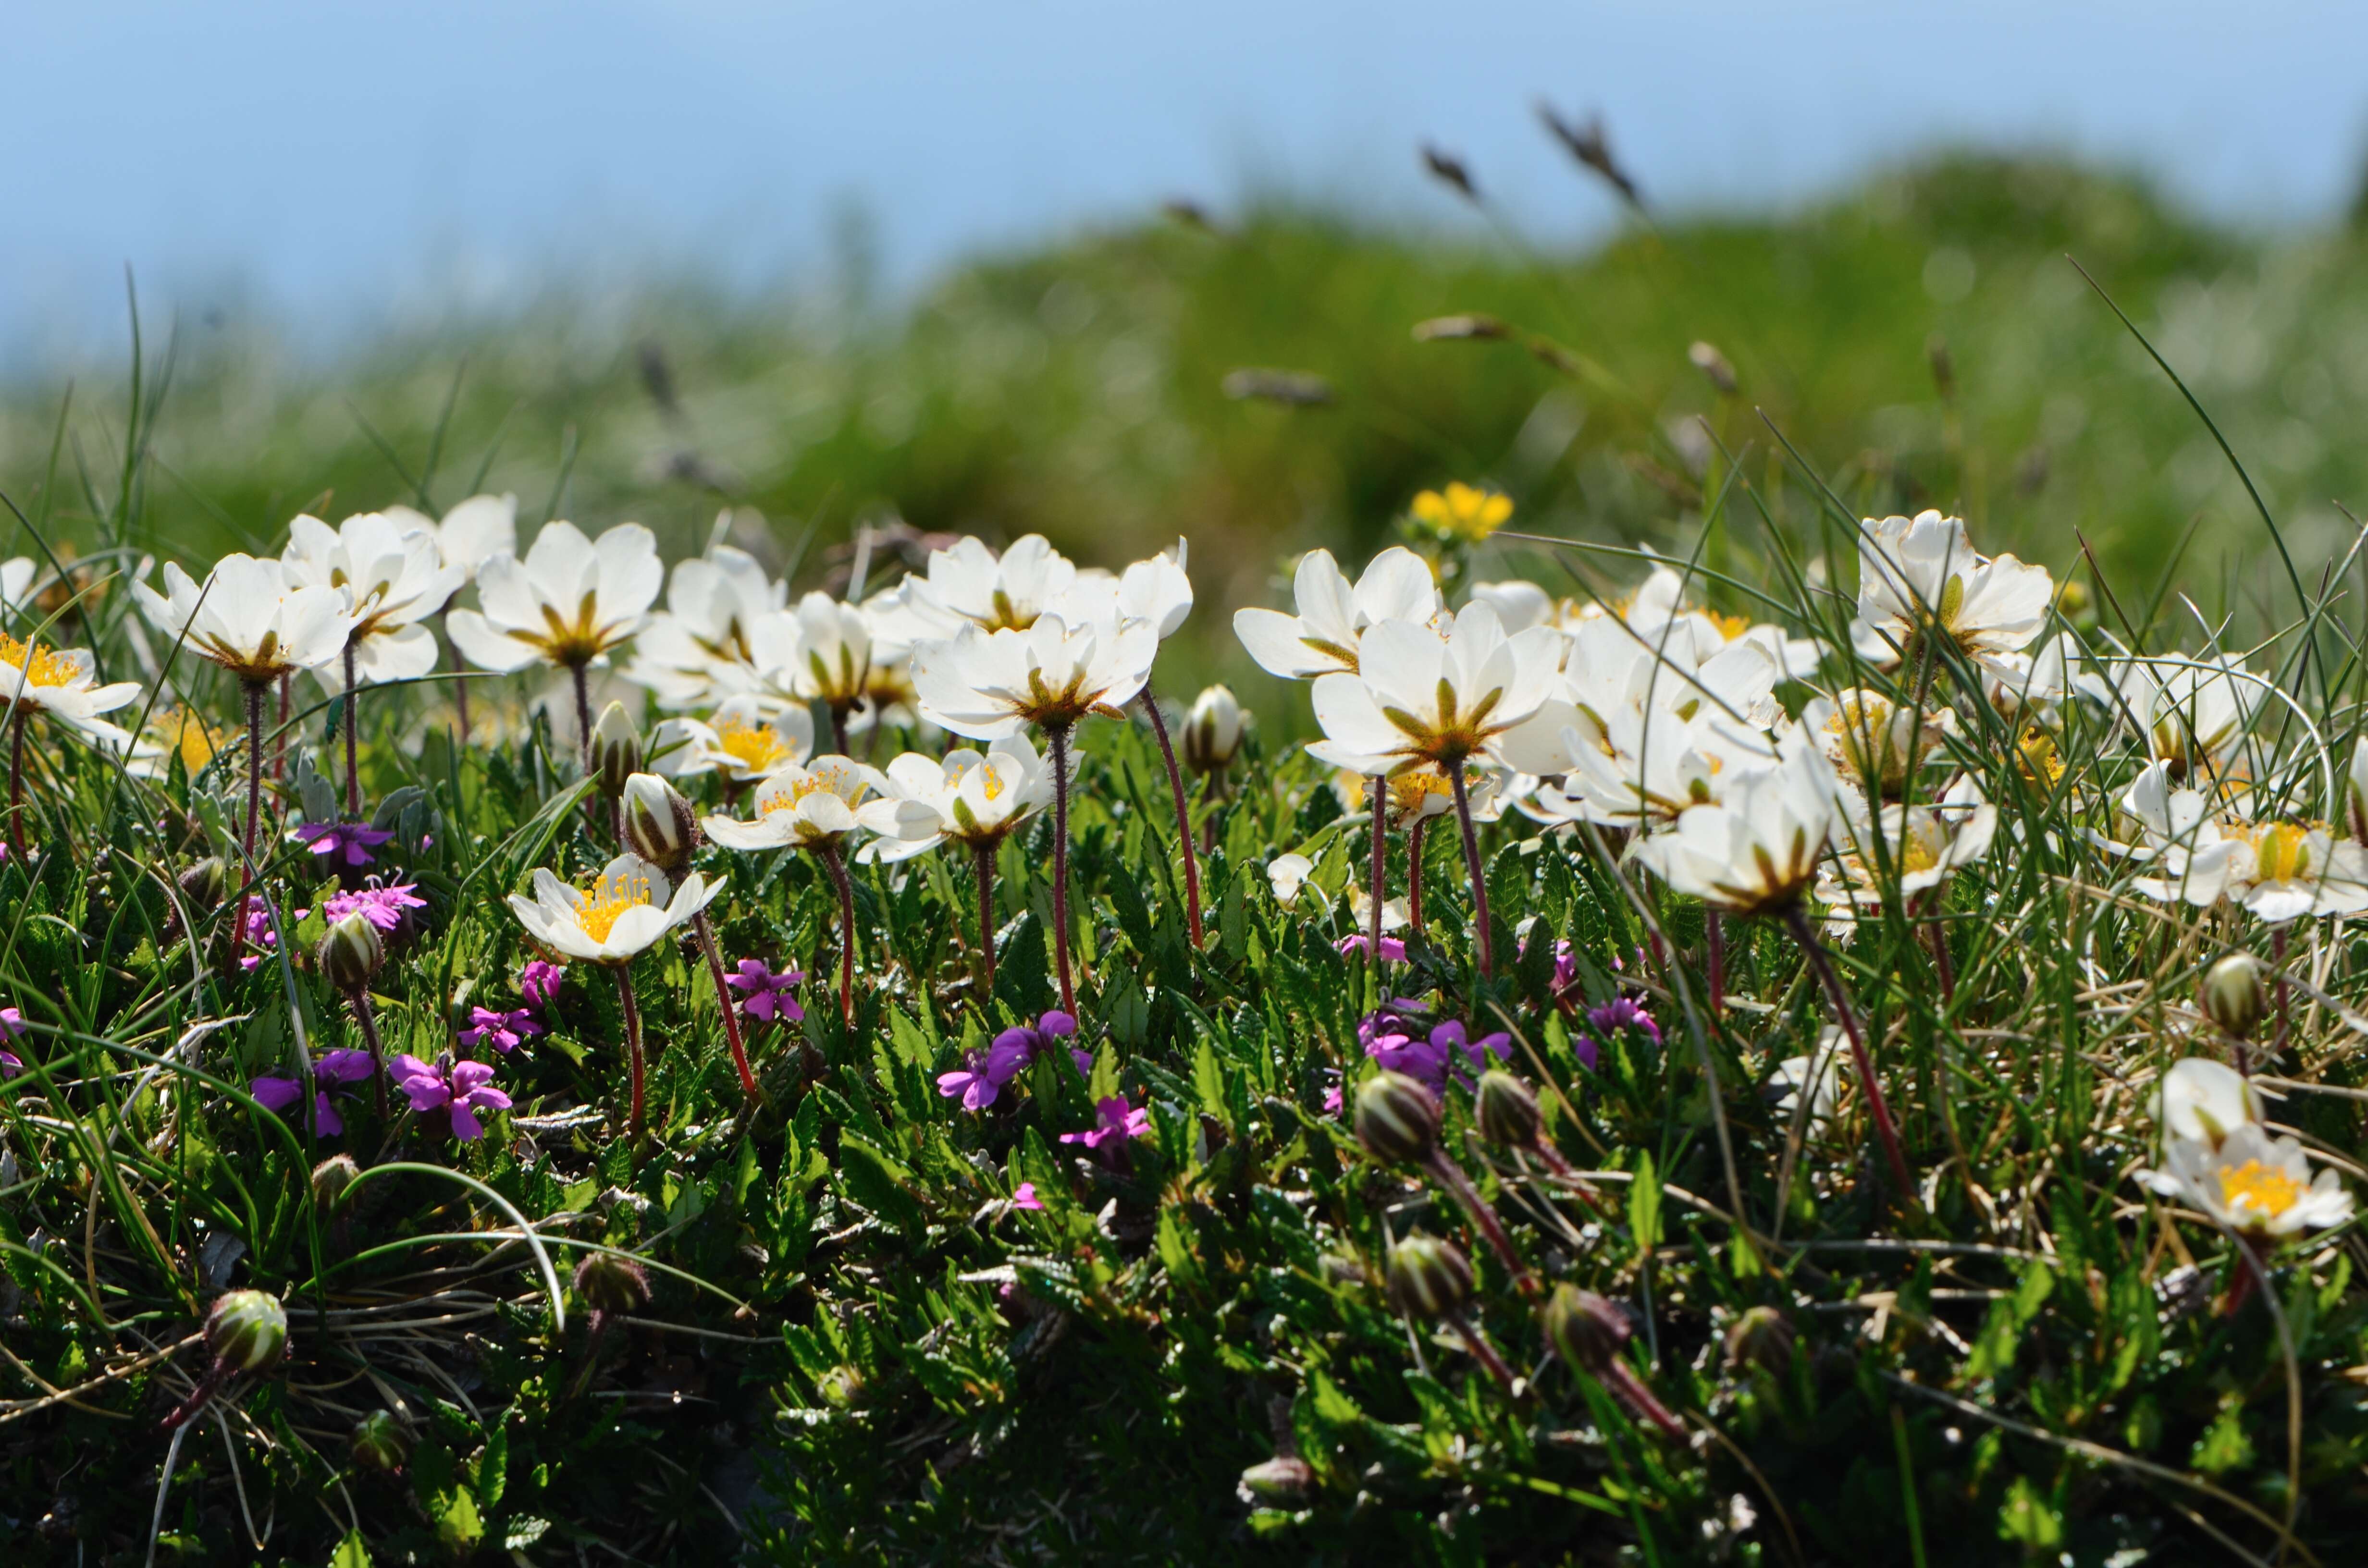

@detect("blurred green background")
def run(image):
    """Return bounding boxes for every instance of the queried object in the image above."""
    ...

[6,154,2367,719]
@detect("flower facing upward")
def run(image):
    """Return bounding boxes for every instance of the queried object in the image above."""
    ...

[904,534,1080,635]
[1305,601,1570,777]
[855,737,1056,862]
[1852,510,2052,678]
[459,1007,544,1054]
[725,959,805,1024]
[2113,654,2262,785]
[446,520,664,673]
[389,1054,512,1141]
[910,611,1157,738]
[655,694,814,784]
[280,511,464,690]
[506,853,721,965]
[381,493,519,581]
[322,881,427,933]
[1632,732,1844,917]
[2144,1121,2352,1239]
[1410,482,1513,544]
[2114,762,2368,924]
[133,554,357,685]
[1805,689,1954,800]
[128,706,226,780]
[251,1049,379,1136]
[703,757,887,851]
[1233,546,1440,681]
[1819,774,1997,923]
[1062,1095,1151,1152]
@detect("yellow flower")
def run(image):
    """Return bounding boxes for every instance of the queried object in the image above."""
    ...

[1410,483,1512,544]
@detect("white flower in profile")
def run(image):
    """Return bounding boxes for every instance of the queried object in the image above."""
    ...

[133,554,356,686]
[1632,731,1843,916]
[0,628,142,745]
[2113,653,2262,785]
[2350,735,2368,844]
[1468,580,1557,636]
[1267,851,1316,907]
[1233,546,1440,680]
[785,590,876,717]
[702,757,887,851]
[1181,684,1246,773]
[0,558,36,613]
[854,735,1056,864]
[1771,1033,1846,1125]
[624,544,788,710]
[2144,1120,2352,1239]
[281,512,466,690]
[1304,601,1569,776]
[2116,761,2368,923]
[1852,510,2052,677]
[506,851,721,966]
[1819,773,1996,925]
[382,493,518,581]
[653,694,814,784]
[911,610,1157,740]
[2152,1057,2263,1152]
[904,534,1080,635]
[1117,538,1194,642]
[446,520,664,674]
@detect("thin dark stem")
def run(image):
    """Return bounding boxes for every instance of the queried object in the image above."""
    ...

[1784,903,1913,1196]
[242,681,267,871]
[1423,1149,1537,1295]
[615,963,647,1139]
[1602,1359,1690,1441]
[6,704,24,863]
[1924,897,1956,1004]
[568,661,595,774]
[1368,776,1387,979]
[341,641,361,818]
[973,839,999,999]
[273,673,289,782]
[350,988,390,1118]
[1047,722,1077,1013]
[817,840,858,1026]
[1406,816,1426,935]
[1137,681,1204,947]
[1450,765,1493,976]
[830,702,851,760]
[693,910,759,1100]
[1706,910,1725,1012]
[1447,1313,1518,1395]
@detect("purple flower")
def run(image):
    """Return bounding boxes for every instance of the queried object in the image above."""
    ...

[1574,995,1659,1073]
[1061,1095,1152,1152]
[1336,932,1407,962]
[459,1006,543,1054]
[994,1010,1088,1078]
[724,958,805,1024]
[1361,1007,1448,1091]
[519,960,564,1011]
[0,1006,23,1040]
[322,880,427,933]
[235,897,310,972]
[0,1051,18,1080]
[389,1054,512,1141]
[1011,1182,1043,1211]
[1322,1082,1343,1117]
[293,820,395,869]
[1431,1019,1511,1090]
[937,1048,1010,1113]
[251,1049,379,1136]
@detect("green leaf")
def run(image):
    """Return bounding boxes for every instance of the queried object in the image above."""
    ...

[839,1135,927,1239]
[433,1486,485,1555]
[1628,1152,1662,1254]
[329,1528,372,1568]
[476,1424,508,1512]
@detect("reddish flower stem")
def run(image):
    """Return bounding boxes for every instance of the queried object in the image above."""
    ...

[1368,775,1387,978]
[6,704,25,863]
[614,963,647,1139]
[1406,816,1425,934]
[1424,1149,1537,1296]
[973,839,999,999]
[817,839,859,1026]
[1785,903,1913,1196]
[1047,721,1077,1013]
[1137,680,1204,947]
[350,986,391,1119]
[1448,1312,1519,1394]
[693,910,759,1100]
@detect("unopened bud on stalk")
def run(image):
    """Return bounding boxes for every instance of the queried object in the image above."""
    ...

[311,1153,362,1210]
[317,912,383,993]
[1354,1072,1442,1165]
[1236,1455,1315,1502]
[2348,736,2368,845]
[1541,1284,1630,1375]
[591,702,642,798]
[205,1290,288,1375]
[814,1365,865,1409]
[2200,953,2267,1042]
[572,1252,651,1316]
[178,857,227,910]
[1474,1070,1542,1148]
[1180,685,1246,774]
[1385,1233,1473,1322]
[350,1409,409,1472]
[621,773,698,877]
[1723,1305,1795,1374]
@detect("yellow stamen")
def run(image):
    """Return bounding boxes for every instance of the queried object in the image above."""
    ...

[2243,821,2313,883]
[1388,771,1455,811]
[577,871,654,944]
[1705,610,1751,641]
[0,633,78,688]
[714,716,792,775]
[150,707,224,772]
[981,766,1006,802]
[759,770,846,816]
[2217,1157,2304,1220]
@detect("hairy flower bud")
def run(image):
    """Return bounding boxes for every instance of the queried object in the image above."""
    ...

[591,701,643,798]
[1354,1071,1442,1165]
[2200,952,2267,1042]
[317,911,384,993]
[311,1153,362,1210]
[1236,1455,1315,1503]
[1723,1305,1796,1374]
[621,772,698,878]
[814,1365,866,1409]
[572,1251,652,1316]
[177,856,227,910]
[205,1289,288,1375]
[350,1409,409,1473]
[1541,1285,1630,1375]
[1385,1233,1473,1322]
[1180,685,1245,774]
[1474,1070,1542,1148]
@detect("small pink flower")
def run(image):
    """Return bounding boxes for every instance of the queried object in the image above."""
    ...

[322,880,426,932]
[1335,932,1407,962]
[389,1054,512,1141]
[1011,1182,1043,1211]
[725,958,805,1024]
[1061,1096,1151,1152]
[519,960,564,1011]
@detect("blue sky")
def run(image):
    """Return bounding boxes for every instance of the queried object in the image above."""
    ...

[7,0,2364,362]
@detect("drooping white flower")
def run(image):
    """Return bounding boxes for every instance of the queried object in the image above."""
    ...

[854,735,1057,863]
[623,544,789,710]
[281,512,466,690]
[1233,546,1440,680]
[1851,510,2053,678]
[446,520,663,674]
[2115,761,2368,923]
[702,757,887,851]
[653,694,814,784]
[0,630,142,745]
[911,611,1157,740]
[506,852,721,966]
[2143,1120,2352,1238]
[133,555,357,685]
[382,493,518,580]
[1303,601,1568,776]
[1632,731,1843,916]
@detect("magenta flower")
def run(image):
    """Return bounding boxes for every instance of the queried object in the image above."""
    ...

[1574,995,1658,1071]
[996,1010,1088,1076]
[1011,1182,1043,1211]
[236,896,308,972]
[323,880,427,933]
[937,1048,1010,1113]
[293,820,395,868]
[459,1005,543,1054]
[0,1051,18,1080]
[1061,1096,1151,1152]
[0,1008,22,1081]
[390,1054,512,1140]
[1322,1082,1343,1117]
[1432,1019,1511,1073]
[1336,932,1407,962]
[519,960,564,1011]
[251,1049,379,1136]
[725,958,806,1024]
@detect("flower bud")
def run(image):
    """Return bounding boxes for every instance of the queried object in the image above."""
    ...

[2349,736,2368,845]
[177,857,227,910]
[1541,1284,1630,1375]
[591,701,643,798]
[572,1251,651,1315]
[317,911,384,993]
[1180,685,1246,774]
[814,1365,865,1409]
[1723,1305,1795,1374]
[311,1153,362,1210]
[1236,1455,1315,1503]
[350,1409,409,1473]
[2200,952,2267,1042]
[1354,1071,1441,1165]
[621,772,698,878]
[1474,1070,1542,1148]
[1385,1233,1473,1321]
[205,1289,288,1375]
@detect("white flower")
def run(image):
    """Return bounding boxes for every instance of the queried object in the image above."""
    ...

[911,611,1157,739]
[1852,511,2052,677]
[2350,735,2368,843]
[1181,684,1246,772]
[1233,546,1440,680]
[1771,1035,1845,1125]
[1819,773,1996,919]
[0,630,142,745]
[2113,653,2262,785]
[0,558,34,613]
[133,555,357,685]
[1304,601,1568,776]
[1801,688,1954,800]
[2152,1057,2263,1151]
[1117,537,1194,641]
[1591,564,1823,681]
[785,590,876,712]
[2116,762,2368,923]
[1467,579,1556,635]
[2144,1120,2352,1238]
[854,735,1056,863]
[653,694,814,784]
[1267,852,1316,907]
[703,757,886,851]
[281,512,465,691]
[506,852,721,965]
[382,493,518,579]
[895,534,1079,636]
[1347,883,1411,933]
[622,543,788,710]
[1632,731,1842,916]
[1376,763,1506,831]
[447,520,663,673]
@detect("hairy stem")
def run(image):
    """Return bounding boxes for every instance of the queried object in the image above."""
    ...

[341,641,361,818]
[693,910,759,1101]
[1406,816,1425,935]
[830,702,851,760]
[1450,765,1493,976]
[444,612,471,746]
[274,672,289,782]
[1048,721,1077,1013]
[350,986,391,1119]
[1368,775,1387,980]
[1785,903,1913,1196]
[1705,910,1725,1012]
[6,703,25,864]
[817,839,858,1026]
[1138,681,1204,947]
[973,839,999,999]
[1602,1358,1690,1441]
[1424,1148,1537,1295]
[242,681,267,872]
[615,963,647,1139]
[1447,1312,1519,1395]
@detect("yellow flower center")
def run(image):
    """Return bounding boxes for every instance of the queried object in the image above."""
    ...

[2217,1157,2304,1221]
[151,707,223,772]
[2244,821,2313,883]
[1389,771,1455,811]
[577,871,654,944]
[1410,482,1513,543]
[981,767,1006,802]
[1706,610,1751,642]
[759,770,848,816]
[0,633,77,688]
[2016,727,2065,785]
[714,716,792,774]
